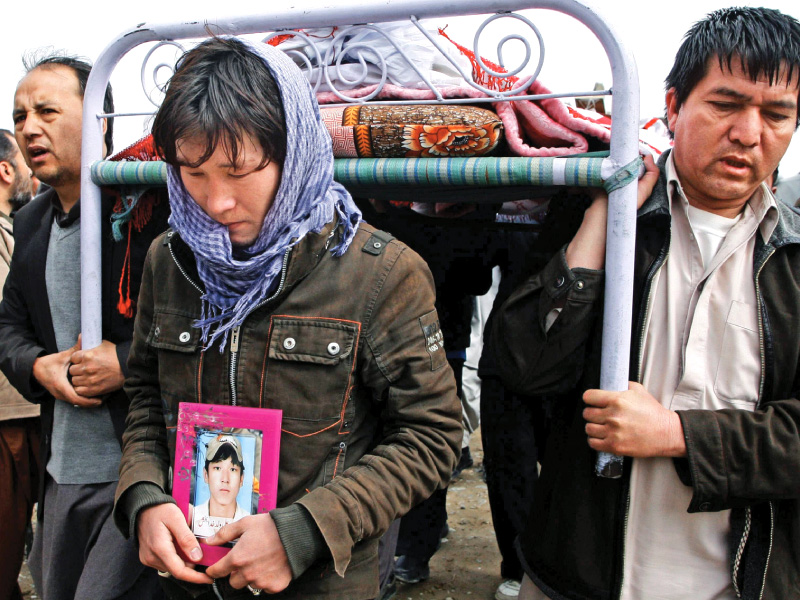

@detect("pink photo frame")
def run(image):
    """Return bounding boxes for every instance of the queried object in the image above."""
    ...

[173,402,282,566]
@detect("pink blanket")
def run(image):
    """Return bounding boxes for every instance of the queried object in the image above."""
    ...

[274,28,668,158]
[316,81,613,157]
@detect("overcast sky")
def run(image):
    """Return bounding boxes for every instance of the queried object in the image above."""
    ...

[2,0,799,176]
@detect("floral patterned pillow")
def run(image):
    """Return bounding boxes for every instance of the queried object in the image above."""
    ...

[321,104,503,158]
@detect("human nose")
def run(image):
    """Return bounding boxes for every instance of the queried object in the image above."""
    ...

[20,113,42,139]
[729,108,762,147]
[204,181,236,217]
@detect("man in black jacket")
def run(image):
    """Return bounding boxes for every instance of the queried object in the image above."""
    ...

[491,8,800,600]
[0,54,167,600]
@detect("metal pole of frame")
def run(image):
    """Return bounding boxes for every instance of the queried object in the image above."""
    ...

[80,1,639,480]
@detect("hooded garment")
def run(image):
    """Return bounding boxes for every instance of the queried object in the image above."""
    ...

[166,37,362,350]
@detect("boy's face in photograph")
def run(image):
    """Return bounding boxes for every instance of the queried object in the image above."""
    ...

[204,456,244,512]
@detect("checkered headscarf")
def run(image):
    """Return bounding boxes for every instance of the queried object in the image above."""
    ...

[166,38,361,350]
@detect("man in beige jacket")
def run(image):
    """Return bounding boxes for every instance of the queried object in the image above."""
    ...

[0,129,38,600]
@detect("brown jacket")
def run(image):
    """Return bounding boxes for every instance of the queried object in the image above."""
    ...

[116,219,462,599]
[0,216,39,421]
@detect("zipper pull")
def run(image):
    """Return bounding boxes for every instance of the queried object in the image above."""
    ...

[231,326,241,353]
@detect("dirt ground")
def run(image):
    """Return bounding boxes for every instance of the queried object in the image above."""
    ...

[19,431,504,600]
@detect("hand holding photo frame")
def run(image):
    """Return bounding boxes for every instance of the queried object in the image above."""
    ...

[174,402,282,566]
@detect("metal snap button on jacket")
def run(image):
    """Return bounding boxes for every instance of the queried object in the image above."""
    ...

[327,342,340,356]
[283,337,296,350]
[179,331,190,343]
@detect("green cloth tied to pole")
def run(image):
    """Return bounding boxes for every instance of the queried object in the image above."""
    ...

[603,156,644,194]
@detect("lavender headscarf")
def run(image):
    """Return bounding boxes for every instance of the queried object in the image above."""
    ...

[166,38,362,350]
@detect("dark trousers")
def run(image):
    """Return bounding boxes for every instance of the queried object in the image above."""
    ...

[395,358,464,562]
[479,377,542,581]
[29,475,164,600]
[395,488,448,560]
[0,419,39,600]
[378,519,400,587]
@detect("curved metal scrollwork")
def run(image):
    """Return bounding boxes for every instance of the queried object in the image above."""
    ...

[135,12,552,108]
[263,29,326,92]
[261,12,546,103]
[140,41,187,108]
[411,12,545,98]
[322,29,388,102]
[473,13,544,94]
[265,24,450,103]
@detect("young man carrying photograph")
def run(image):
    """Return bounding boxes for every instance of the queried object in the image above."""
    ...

[113,37,462,600]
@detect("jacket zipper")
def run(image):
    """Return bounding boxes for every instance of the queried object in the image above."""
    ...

[167,237,204,293]
[753,248,773,407]
[759,502,775,600]
[731,247,775,598]
[634,257,666,383]
[732,507,752,598]
[229,326,241,406]
[167,236,292,408]
[227,247,292,407]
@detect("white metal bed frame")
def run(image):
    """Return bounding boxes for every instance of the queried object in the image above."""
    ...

[79,0,641,477]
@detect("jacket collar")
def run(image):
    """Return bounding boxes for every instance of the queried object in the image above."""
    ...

[0,212,12,235]
[637,150,672,221]
[282,217,341,291]
[47,186,81,227]
[169,217,343,299]
[765,201,800,248]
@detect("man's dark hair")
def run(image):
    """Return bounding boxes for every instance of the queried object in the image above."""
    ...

[666,7,800,128]
[0,130,19,168]
[152,37,286,170]
[204,443,245,474]
[23,52,115,155]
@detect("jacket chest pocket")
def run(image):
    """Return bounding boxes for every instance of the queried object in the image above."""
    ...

[263,317,360,434]
[148,311,201,406]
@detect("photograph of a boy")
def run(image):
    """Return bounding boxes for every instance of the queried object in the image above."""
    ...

[192,434,252,538]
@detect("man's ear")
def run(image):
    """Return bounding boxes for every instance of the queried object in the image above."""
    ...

[203,468,209,485]
[665,88,680,134]
[0,162,13,186]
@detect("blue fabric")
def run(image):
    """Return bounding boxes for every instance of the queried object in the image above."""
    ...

[110,188,147,242]
[166,38,362,350]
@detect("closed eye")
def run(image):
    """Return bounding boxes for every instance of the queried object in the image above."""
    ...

[764,110,792,122]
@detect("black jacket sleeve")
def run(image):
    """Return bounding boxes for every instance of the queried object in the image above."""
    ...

[489,246,605,396]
